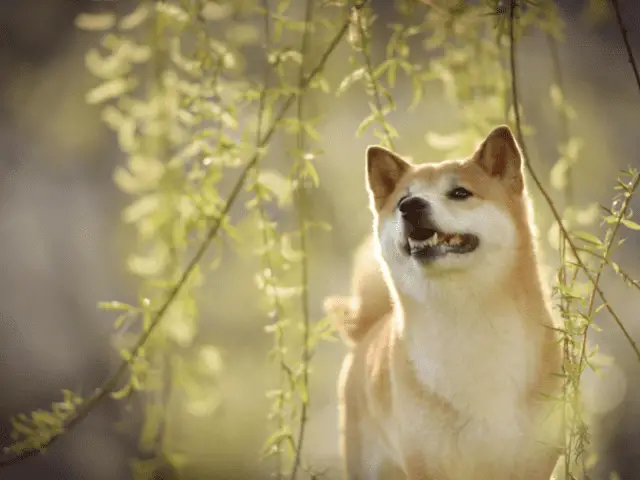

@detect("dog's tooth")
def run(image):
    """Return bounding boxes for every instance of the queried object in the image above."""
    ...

[409,238,424,250]
[449,234,462,246]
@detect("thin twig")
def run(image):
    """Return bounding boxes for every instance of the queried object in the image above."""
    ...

[546,33,573,208]
[576,246,640,292]
[578,171,640,371]
[251,1,291,476]
[355,5,396,150]
[507,0,640,362]
[0,2,368,468]
[289,0,315,478]
[610,0,640,96]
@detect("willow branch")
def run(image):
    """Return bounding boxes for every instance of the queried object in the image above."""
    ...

[507,0,640,361]
[252,1,292,477]
[576,247,640,293]
[610,0,640,96]
[0,2,368,468]
[355,6,396,150]
[289,0,315,478]
[578,172,640,371]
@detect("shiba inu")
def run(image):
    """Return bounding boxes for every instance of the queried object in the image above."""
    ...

[324,126,563,480]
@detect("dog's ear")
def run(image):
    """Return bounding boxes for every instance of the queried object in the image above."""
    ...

[366,146,412,210]
[472,125,524,193]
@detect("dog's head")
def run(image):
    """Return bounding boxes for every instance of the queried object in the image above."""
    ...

[367,126,533,292]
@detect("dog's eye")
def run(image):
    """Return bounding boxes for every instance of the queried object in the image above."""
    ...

[447,187,473,200]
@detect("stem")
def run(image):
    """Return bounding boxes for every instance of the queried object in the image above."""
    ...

[289,0,315,478]
[355,6,396,150]
[576,246,640,292]
[252,1,290,477]
[546,32,573,208]
[578,172,640,372]
[610,0,640,96]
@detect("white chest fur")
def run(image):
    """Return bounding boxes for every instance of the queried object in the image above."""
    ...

[395,294,542,468]
[405,300,535,410]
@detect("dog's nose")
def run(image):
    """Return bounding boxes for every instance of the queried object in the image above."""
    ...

[398,196,429,218]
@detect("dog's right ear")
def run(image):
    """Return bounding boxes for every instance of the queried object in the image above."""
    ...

[472,126,524,193]
[366,146,412,211]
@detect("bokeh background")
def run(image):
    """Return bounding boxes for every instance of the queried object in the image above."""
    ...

[0,0,639,479]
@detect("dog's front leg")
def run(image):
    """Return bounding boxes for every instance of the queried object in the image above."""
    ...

[402,452,444,480]
[340,391,387,478]
[339,355,390,480]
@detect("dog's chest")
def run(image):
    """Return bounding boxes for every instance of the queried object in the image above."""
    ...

[398,303,539,448]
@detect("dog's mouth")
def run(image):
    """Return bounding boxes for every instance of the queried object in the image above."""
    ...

[404,228,479,261]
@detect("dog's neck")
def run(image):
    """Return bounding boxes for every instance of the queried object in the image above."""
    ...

[388,249,548,339]
[388,259,548,423]
[393,271,508,331]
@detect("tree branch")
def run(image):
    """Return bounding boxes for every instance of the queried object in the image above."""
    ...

[610,0,640,96]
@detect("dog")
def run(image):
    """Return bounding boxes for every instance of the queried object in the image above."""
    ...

[324,126,563,480]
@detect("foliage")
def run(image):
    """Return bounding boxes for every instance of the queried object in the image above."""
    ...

[1,1,640,480]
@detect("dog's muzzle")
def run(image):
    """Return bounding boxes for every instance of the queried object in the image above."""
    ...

[398,196,437,241]
[398,195,480,261]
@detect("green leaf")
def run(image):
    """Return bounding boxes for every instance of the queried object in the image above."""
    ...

[98,301,137,312]
[111,383,132,400]
[302,158,320,187]
[75,12,116,31]
[257,170,293,207]
[549,84,563,109]
[336,68,366,96]
[85,48,131,80]
[355,112,376,137]
[562,137,584,163]
[575,203,601,226]
[549,158,569,191]
[127,244,170,277]
[119,4,150,30]
[86,78,137,105]
[200,2,233,21]
[262,426,292,455]
[155,2,189,26]
[122,194,162,224]
[573,230,603,246]
[281,234,303,263]
[621,218,640,231]
[425,131,462,151]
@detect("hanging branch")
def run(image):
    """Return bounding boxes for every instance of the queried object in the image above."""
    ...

[251,0,293,476]
[610,0,640,95]
[355,5,397,150]
[0,1,369,469]
[507,0,640,362]
[289,0,316,476]
[578,172,640,372]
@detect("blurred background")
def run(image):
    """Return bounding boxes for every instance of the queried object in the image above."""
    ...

[0,0,639,479]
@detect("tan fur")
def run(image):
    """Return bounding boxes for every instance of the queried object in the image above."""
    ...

[325,237,393,345]
[327,126,563,480]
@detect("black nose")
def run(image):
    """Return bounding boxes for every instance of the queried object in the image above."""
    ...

[398,196,429,218]
[399,196,436,241]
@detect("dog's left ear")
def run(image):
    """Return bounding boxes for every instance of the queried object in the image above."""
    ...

[472,126,524,193]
